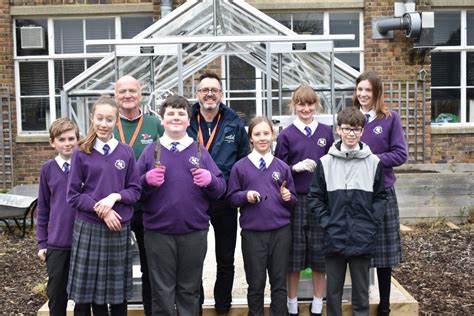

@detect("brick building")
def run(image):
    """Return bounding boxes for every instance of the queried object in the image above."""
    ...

[0,0,473,188]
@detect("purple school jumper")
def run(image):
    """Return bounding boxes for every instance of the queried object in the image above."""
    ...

[137,141,226,234]
[67,144,141,225]
[275,123,334,194]
[361,110,408,188]
[37,159,76,250]
[226,157,297,231]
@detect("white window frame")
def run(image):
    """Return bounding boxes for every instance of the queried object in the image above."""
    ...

[13,15,152,135]
[431,9,474,125]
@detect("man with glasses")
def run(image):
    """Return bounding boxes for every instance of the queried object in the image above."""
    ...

[114,75,164,316]
[188,72,249,316]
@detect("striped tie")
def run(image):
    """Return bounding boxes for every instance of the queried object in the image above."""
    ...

[304,126,312,137]
[170,142,179,153]
[63,162,70,174]
[103,144,110,156]
[259,157,266,171]
[365,114,371,125]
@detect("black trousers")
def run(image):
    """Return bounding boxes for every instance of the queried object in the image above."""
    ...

[74,303,127,316]
[201,198,238,314]
[131,210,152,316]
[46,249,70,316]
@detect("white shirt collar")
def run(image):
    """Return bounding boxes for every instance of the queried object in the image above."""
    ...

[293,117,318,136]
[55,155,71,169]
[94,137,119,155]
[360,108,376,123]
[119,109,143,121]
[160,133,194,152]
[248,149,274,169]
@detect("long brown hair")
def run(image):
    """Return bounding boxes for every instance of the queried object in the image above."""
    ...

[247,116,274,149]
[78,96,119,154]
[352,71,390,118]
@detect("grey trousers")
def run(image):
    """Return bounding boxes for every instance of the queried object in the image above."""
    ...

[241,225,291,316]
[325,255,370,316]
[145,229,208,316]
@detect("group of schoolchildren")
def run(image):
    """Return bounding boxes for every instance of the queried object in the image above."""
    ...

[36,70,407,316]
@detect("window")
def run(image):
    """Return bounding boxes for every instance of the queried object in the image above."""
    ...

[268,11,362,71]
[14,15,153,134]
[431,10,474,123]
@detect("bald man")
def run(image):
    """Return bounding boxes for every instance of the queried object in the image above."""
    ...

[114,76,163,315]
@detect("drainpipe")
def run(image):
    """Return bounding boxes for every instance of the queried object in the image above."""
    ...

[161,0,172,17]
[372,0,421,39]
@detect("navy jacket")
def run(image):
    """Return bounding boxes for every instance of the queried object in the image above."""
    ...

[188,102,249,181]
[307,140,387,258]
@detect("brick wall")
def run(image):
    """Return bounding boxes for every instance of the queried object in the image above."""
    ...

[431,133,474,163]
[10,0,152,5]
[364,0,433,163]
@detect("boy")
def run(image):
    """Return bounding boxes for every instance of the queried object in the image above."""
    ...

[307,107,387,316]
[36,117,79,316]
[137,95,226,316]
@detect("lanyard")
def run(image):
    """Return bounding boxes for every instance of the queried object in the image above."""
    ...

[117,115,144,147]
[197,112,221,151]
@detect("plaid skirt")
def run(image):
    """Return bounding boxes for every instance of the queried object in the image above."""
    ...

[371,186,402,268]
[288,194,325,272]
[67,218,133,304]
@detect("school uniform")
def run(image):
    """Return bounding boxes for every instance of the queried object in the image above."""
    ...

[36,156,76,316]
[274,119,334,272]
[137,134,226,316]
[227,150,297,316]
[361,110,408,268]
[308,140,388,316]
[66,138,141,306]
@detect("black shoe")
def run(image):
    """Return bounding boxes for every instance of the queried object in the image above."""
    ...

[377,305,391,316]
[309,303,322,316]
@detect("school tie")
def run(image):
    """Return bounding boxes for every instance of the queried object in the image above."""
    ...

[259,157,266,171]
[304,126,312,137]
[62,162,70,174]
[170,142,179,153]
[365,113,371,125]
[103,144,110,156]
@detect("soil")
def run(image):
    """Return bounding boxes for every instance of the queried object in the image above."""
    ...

[0,223,473,315]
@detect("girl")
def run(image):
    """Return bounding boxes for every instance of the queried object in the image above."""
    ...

[227,116,297,316]
[67,96,141,316]
[353,71,408,316]
[274,85,334,316]
[137,95,226,316]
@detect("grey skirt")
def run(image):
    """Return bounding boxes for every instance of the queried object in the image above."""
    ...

[371,186,402,268]
[67,218,133,304]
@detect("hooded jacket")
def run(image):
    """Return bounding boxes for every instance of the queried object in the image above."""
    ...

[188,102,249,181]
[308,140,388,257]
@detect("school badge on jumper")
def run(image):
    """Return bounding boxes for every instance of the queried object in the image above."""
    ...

[115,160,126,170]
[373,126,383,135]
[272,171,281,181]
[189,156,200,168]
[317,138,327,147]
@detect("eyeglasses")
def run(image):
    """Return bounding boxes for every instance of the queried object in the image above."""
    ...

[198,88,221,94]
[340,127,363,135]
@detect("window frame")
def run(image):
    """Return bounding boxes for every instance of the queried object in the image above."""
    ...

[431,9,474,125]
[13,14,153,134]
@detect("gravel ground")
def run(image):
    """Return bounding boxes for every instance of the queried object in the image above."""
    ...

[0,223,472,315]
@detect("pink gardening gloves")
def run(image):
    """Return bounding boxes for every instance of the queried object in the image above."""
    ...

[146,166,166,187]
[191,168,212,187]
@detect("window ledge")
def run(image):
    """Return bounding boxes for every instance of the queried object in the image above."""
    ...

[16,134,50,143]
[430,123,474,135]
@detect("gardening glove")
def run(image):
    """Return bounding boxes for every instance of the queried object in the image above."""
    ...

[38,249,47,262]
[292,158,317,173]
[146,166,166,187]
[191,168,212,187]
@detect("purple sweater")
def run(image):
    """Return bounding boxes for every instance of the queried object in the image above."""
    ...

[137,141,226,234]
[67,144,141,225]
[275,123,334,194]
[36,159,77,250]
[226,157,297,231]
[361,110,408,188]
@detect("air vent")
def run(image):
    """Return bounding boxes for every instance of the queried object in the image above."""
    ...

[20,26,44,49]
